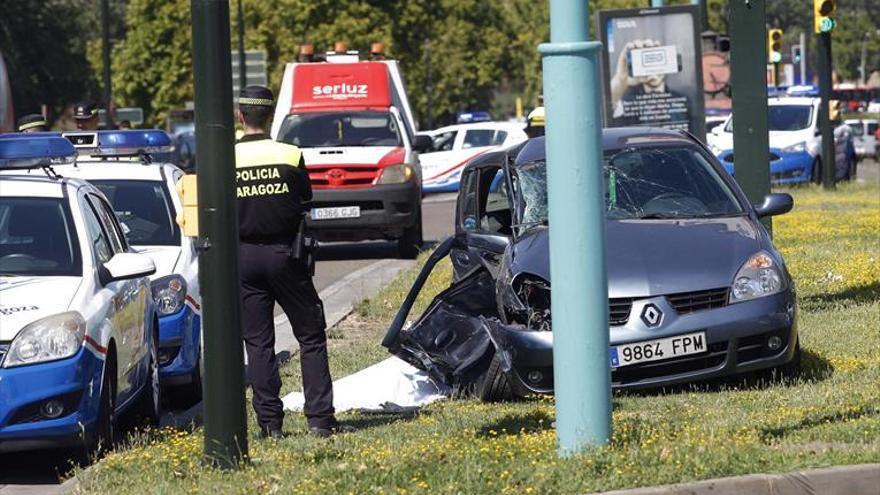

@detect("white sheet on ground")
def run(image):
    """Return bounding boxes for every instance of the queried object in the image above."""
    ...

[281,356,449,413]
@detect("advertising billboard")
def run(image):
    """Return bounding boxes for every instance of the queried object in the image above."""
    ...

[598,5,706,141]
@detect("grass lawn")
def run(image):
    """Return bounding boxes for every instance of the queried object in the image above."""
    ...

[74,182,880,494]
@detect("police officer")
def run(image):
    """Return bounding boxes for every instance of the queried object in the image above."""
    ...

[17,114,48,133]
[234,85,352,439]
[73,101,100,130]
[524,106,545,138]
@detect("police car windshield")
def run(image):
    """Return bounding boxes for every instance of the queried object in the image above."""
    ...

[278,111,403,148]
[0,198,81,276]
[91,180,180,246]
[512,145,742,234]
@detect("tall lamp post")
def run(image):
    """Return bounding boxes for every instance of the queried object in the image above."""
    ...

[540,0,612,456]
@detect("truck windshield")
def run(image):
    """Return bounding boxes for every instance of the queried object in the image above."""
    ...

[278,111,403,148]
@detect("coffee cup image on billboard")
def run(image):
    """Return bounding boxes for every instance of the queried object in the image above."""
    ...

[611,39,690,130]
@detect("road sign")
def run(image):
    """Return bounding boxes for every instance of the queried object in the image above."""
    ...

[231,50,268,94]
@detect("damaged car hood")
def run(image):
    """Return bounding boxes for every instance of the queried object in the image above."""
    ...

[509,216,761,297]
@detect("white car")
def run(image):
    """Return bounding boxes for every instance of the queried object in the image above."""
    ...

[55,130,202,399]
[0,135,160,455]
[707,97,855,183]
[419,122,528,192]
[845,118,878,160]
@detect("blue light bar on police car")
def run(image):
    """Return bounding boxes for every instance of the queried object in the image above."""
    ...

[62,129,173,157]
[0,135,77,169]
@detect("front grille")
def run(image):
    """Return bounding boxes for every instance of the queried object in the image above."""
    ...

[666,288,728,315]
[612,340,728,385]
[308,164,380,189]
[0,343,8,364]
[609,299,633,326]
[311,200,384,211]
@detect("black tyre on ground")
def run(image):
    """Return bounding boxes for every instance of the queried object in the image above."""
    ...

[167,357,202,409]
[79,355,115,463]
[398,204,423,259]
[132,328,162,427]
[477,352,514,402]
[811,158,823,184]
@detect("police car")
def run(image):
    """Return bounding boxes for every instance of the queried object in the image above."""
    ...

[51,130,202,399]
[0,135,161,454]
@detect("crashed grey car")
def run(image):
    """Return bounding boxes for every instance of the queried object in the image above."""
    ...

[383,128,799,401]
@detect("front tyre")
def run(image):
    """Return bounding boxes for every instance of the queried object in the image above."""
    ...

[133,328,162,427]
[80,356,116,463]
[398,204,423,259]
[811,158,822,184]
[477,352,514,402]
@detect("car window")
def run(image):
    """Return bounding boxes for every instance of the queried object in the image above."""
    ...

[91,180,180,246]
[463,129,507,149]
[767,105,813,131]
[479,168,511,235]
[81,198,114,264]
[0,197,81,276]
[458,170,479,232]
[868,123,878,135]
[430,131,457,152]
[278,111,403,148]
[513,145,743,233]
[87,194,125,254]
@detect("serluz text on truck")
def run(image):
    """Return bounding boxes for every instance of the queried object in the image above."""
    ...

[271,47,431,258]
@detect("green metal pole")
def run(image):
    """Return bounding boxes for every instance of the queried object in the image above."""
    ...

[817,32,835,190]
[191,0,249,468]
[237,0,246,92]
[100,0,112,127]
[539,0,611,456]
[729,0,771,225]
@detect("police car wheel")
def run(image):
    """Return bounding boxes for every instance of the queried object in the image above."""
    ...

[80,356,116,462]
[133,327,162,427]
[398,206,423,259]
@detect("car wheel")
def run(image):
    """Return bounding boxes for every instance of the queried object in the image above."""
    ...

[398,205,423,259]
[811,158,822,184]
[80,356,116,463]
[168,357,203,408]
[133,329,162,427]
[477,352,514,402]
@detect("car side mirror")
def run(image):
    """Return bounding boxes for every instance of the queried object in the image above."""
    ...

[754,193,793,218]
[711,126,722,136]
[413,134,433,153]
[100,252,156,285]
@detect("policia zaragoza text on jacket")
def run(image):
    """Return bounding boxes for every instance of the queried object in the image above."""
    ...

[234,85,352,439]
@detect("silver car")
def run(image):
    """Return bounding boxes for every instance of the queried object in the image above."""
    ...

[383,128,799,400]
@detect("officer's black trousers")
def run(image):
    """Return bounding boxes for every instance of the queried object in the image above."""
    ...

[238,242,335,430]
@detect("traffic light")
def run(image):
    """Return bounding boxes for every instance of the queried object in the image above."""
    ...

[767,28,783,64]
[814,0,837,33]
[791,45,802,64]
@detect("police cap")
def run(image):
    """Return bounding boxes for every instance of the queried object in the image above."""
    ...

[238,86,274,108]
[74,101,99,120]
[17,113,48,132]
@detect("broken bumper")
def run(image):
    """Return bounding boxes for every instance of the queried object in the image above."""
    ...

[491,291,797,394]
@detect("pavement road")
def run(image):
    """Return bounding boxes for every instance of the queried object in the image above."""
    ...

[0,194,458,494]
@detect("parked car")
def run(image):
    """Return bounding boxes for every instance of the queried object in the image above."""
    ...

[0,135,161,455]
[845,118,878,161]
[708,97,856,183]
[53,130,202,401]
[383,128,799,400]
[418,122,528,193]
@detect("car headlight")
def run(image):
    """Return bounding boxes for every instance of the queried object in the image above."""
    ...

[376,164,414,185]
[730,252,785,303]
[783,141,807,153]
[151,275,187,316]
[3,312,86,367]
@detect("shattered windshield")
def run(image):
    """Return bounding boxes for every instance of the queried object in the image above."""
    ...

[513,146,743,233]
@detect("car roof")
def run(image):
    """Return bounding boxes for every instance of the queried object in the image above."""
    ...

[0,174,93,198]
[52,159,176,181]
[511,128,698,165]
[424,121,526,135]
[768,96,817,106]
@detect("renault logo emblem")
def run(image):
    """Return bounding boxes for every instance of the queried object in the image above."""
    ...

[641,304,663,327]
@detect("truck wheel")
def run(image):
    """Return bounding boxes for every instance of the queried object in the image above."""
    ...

[398,205,423,259]
[477,352,514,402]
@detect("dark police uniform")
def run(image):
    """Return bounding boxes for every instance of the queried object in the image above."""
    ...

[235,130,336,433]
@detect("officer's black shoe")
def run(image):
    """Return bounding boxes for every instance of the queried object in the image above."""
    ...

[259,427,284,440]
[308,423,356,438]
